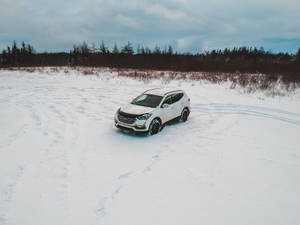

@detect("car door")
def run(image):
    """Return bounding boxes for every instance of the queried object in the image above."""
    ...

[171,93,184,118]
[160,95,175,122]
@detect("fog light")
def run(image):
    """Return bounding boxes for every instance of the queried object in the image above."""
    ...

[135,124,146,129]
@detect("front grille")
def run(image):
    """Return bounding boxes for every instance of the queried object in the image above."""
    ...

[118,114,136,124]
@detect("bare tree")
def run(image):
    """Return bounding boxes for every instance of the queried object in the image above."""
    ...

[91,43,97,53]
[100,41,109,54]
[79,41,90,54]
[153,45,161,55]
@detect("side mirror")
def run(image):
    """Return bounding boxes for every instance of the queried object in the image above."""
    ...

[162,103,169,108]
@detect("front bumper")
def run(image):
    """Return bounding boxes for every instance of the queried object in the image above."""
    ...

[114,116,149,133]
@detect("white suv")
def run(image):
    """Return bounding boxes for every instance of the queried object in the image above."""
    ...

[114,88,191,135]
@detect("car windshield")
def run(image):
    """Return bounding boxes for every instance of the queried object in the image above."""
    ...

[131,94,163,108]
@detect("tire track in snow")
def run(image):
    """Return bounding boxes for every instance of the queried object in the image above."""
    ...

[193,103,300,126]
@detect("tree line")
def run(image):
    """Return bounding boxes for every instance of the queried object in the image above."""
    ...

[0,41,35,66]
[1,41,300,79]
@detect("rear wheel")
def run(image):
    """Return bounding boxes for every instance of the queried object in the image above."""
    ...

[149,118,161,135]
[180,108,189,122]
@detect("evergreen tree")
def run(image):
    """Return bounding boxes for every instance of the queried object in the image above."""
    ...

[1,49,8,65]
[11,41,18,65]
[21,41,26,54]
[121,42,134,55]
[27,44,35,54]
[296,48,300,62]
[140,46,145,55]
[167,45,173,55]
[145,47,151,55]
[153,45,161,55]
[112,43,119,54]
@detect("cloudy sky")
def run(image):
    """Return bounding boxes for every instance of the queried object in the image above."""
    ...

[0,0,299,53]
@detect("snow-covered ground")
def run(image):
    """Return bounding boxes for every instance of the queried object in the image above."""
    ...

[0,68,300,225]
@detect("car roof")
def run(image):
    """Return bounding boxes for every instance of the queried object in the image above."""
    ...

[143,88,184,96]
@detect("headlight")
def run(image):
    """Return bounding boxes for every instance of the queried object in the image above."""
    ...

[137,113,152,120]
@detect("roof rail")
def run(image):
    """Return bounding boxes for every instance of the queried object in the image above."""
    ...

[164,89,183,95]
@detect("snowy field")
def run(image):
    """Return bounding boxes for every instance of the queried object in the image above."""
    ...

[0,68,300,225]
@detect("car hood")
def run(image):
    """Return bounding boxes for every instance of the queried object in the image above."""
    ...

[120,104,154,115]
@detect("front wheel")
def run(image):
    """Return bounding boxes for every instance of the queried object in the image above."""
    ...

[148,118,161,135]
[180,108,189,122]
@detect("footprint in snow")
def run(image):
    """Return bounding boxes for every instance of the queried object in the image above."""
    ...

[111,186,121,199]
[118,172,132,179]
[95,197,107,217]
[143,165,152,173]
[152,154,160,160]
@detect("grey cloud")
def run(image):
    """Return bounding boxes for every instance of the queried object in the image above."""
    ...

[0,0,299,53]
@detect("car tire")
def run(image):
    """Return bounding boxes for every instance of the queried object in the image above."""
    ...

[180,108,189,122]
[149,118,161,135]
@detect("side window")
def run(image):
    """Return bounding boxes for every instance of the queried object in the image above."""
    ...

[172,93,183,103]
[162,95,172,105]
